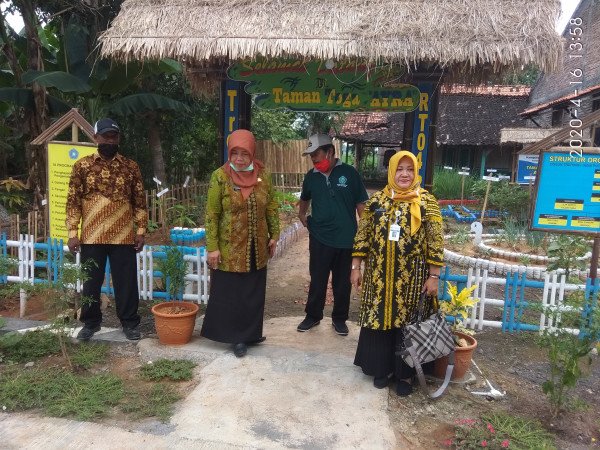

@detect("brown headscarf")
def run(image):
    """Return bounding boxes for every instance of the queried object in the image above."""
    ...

[221,129,265,200]
[382,151,427,236]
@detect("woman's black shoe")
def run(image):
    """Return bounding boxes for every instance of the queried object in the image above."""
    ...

[233,343,247,357]
[396,380,413,397]
[373,376,390,389]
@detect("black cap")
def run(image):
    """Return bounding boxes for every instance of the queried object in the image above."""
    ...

[94,118,120,135]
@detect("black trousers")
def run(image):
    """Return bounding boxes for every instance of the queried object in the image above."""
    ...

[304,235,352,322]
[79,244,140,329]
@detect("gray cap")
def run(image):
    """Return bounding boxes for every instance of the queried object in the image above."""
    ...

[94,118,120,135]
[304,133,333,154]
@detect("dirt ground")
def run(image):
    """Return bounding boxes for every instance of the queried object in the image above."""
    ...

[2,226,600,449]
[256,229,600,450]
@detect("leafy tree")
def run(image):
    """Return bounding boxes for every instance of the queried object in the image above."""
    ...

[293,111,346,138]
[251,104,302,142]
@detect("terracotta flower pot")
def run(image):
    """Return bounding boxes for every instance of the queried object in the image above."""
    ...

[433,331,477,381]
[151,301,199,345]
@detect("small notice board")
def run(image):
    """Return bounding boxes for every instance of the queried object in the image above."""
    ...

[529,147,600,236]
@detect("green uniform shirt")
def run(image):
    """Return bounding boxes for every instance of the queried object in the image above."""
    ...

[300,160,368,248]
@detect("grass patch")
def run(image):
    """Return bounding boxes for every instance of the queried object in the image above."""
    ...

[139,359,197,381]
[121,384,181,422]
[450,411,555,449]
[0,329,61,363]
[0,367,123,421]
[71,342,110,369]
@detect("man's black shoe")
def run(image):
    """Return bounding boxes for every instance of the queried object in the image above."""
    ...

[297,316,320,332]
[234,343,247,357]
[77,325,100,341]
[123,326,141,340]
[332,321,349,336]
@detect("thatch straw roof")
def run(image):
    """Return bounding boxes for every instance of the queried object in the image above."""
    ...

[99,0,563,94]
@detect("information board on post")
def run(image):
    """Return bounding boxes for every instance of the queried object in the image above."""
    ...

[48,143,97,242]
[517,154,539,184]
[530,147,600,236]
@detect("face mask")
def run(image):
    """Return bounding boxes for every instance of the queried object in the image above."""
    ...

[230,162,254,172]
[314,158,331,172]
[98,143,119,158]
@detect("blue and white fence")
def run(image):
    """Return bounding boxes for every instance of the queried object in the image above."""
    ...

[0,223,308,317]
[438,266,599,336]
[2,227,597,336]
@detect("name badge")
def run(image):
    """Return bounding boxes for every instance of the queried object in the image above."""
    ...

[389,223,400,241]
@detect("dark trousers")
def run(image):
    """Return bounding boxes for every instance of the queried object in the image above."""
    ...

[79,244,140,329]
[304,235,352,322]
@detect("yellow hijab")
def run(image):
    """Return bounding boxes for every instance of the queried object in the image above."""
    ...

[382,151,427,236]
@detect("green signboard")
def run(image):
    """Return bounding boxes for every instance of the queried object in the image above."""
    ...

[227,57,420,112]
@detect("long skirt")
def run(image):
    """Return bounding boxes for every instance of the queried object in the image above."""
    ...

[354,327,432,380]
[200,267,267,344]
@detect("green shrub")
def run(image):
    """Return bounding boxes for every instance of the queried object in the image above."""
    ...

[471,180,531,223]
[432,168,476,200]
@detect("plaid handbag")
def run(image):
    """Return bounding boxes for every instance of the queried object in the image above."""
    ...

[398,293,455,398]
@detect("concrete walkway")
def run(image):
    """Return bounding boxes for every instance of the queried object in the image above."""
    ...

[0,316,398,449]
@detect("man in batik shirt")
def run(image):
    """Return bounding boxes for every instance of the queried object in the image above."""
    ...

[66,118,148,341]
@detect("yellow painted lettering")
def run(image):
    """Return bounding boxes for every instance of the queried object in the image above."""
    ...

[416,151,423,169]
[227,90,237,111]
[370,98,381,107]
[327,89,336,104]
[404,98,413,107]
[342,93,353,108]
[273,88,283,103]
[419,93,429,112]
[417,133,426,151]
[228,117,235,132]
[290,92,303,103]
[312,92,321,103]
[418,114,428,132]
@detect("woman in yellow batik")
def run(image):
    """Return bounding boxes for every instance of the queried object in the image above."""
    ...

[201,129,279,358]
[350,151,444,396]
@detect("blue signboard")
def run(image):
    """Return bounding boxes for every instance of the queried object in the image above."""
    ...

[517,154,538,184]
[411,82,434,185]
[531,148,600,236]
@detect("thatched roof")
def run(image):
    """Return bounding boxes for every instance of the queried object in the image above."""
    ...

[99,0,563,93]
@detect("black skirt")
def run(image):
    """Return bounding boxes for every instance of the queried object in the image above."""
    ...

[200,267,267,344]
[354,327,418,380]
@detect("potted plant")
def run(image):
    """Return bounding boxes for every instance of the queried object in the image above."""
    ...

[151,246,199,345]
[434,283,479,380]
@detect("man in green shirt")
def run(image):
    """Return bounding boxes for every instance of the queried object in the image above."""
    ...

[298,134,368,335]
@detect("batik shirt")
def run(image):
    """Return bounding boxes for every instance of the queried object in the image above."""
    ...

[65,152,148,244]
[352,191,444,330]
[205,167,280,272]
